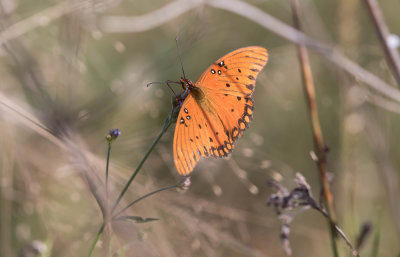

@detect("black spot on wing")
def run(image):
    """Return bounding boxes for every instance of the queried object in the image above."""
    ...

[246,84,254,90]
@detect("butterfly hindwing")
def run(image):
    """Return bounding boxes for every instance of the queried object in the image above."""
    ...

[174,95,199,175]
[207,93,255,140]
[173,95,236,175]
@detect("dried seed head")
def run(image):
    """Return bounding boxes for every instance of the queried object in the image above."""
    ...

[106,129,121,142]
[267,172,317,256]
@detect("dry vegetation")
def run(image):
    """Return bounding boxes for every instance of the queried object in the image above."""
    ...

[1,0,400,257]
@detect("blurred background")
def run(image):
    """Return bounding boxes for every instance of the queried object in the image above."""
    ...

[1,0,400,256]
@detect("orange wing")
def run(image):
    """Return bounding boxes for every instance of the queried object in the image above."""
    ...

[173,46,268,176]
[198,46,268,96]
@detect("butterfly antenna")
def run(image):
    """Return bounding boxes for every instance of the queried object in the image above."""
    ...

[175,36,187,79]
[147,81,178,97]
[146,81,163,87]
[166,81,178,97]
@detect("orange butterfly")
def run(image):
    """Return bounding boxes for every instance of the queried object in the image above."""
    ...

[173,46,268,175]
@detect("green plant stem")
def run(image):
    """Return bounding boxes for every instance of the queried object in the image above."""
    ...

[111,117,173,213]
[106,142,111,206]
[371,210,382,257]
[87,224,105,257]
[113,182,181,219]
[104,142,112,257]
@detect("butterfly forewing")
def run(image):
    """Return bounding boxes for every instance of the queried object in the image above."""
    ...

[197,46,268,96]
[173,46,268,175]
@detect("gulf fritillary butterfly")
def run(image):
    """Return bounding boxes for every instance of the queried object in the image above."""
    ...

[173,46,268,175]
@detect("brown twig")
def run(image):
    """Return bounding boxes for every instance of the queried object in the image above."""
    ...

[289,0,338,255]
[98,0,400,105]
[364,0,400,86]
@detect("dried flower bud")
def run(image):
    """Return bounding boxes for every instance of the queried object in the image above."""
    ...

[106,129,121,142]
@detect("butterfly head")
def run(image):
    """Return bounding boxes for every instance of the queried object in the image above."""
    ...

[179,77,194,91]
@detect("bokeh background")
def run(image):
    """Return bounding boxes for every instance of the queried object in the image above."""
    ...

[1,0,400,256]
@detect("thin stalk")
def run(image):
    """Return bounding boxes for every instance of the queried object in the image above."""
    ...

[87,113,175,257]
[104,142,112,257]
[290,0,339,256]
[113,182,181,219]
[105,142,111,207]
[111,117,173,213]
[87,224,105,257]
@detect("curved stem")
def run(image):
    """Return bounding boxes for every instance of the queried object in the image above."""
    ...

[113,182,181,219]
[111,117,173,213]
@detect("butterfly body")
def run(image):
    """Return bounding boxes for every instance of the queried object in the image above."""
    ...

[179,77,205,102]
[173,47,268,175]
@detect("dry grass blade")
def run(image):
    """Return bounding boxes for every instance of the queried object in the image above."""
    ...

[0,1,82,46]
[0,92,107,220]
[0,93,61,146]
[161,203,271,257]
